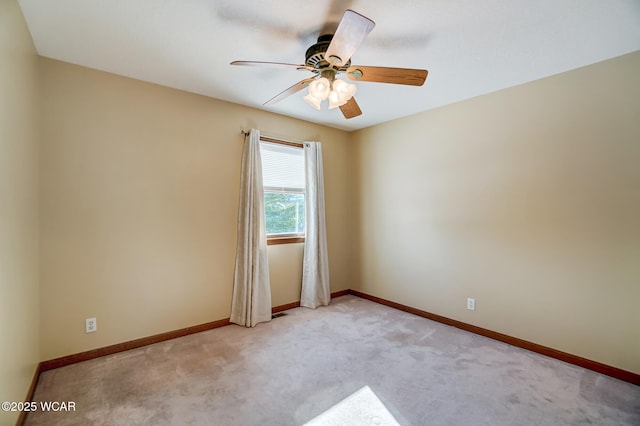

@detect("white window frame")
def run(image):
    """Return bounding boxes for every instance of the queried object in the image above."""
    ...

[260,137,306,245]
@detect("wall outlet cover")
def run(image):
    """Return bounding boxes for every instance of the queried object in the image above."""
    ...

[85,317,97,333]
[467,298,476,311]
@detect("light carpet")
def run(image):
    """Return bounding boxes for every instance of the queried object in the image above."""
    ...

[26,295,640,425]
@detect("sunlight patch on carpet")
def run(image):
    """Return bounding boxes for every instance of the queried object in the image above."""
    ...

[304,386,401,425]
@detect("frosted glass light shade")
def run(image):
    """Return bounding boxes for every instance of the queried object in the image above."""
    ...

[332,79,357,106]
[328,90,341,109]
[305,78,357,111]
[332,78,348,94]
[304,93,322,110]
[308,77,331,100]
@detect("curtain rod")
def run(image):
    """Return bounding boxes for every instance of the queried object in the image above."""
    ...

[240,130,305,147]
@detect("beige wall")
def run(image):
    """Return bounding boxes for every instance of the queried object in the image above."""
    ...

[39,58,352,360]
[352,51,640,373]
[0,0,40,424]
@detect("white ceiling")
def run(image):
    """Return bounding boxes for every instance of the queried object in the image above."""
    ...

[18,0,640,132]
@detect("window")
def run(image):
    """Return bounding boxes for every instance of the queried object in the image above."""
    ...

[260,139,305,244]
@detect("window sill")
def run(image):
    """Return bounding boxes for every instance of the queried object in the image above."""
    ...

[267,236,305,245]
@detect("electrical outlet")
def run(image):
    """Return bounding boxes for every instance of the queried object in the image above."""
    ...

[467,298,475,311]
[85,317,97,333]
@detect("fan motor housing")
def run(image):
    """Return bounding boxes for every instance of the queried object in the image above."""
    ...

[305,34,350,71]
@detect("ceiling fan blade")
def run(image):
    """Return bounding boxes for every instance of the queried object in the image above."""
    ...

[231,61,314,71]
[339,97,362,119]
[325,10,375,67]
[264,77,316,106]
[346,66,428,86]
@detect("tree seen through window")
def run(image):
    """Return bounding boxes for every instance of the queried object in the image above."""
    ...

[264,192,304,235]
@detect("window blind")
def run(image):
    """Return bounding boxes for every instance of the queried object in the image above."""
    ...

[260,142,305,192]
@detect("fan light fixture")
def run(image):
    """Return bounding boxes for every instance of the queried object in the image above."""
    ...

[231,9,428,119]
[304,77,357,110]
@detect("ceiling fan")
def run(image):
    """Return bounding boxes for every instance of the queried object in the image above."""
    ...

[230,10,428,119]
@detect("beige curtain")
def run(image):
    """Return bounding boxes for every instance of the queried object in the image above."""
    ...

[230,129,272,327]
[300,142,330,308]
